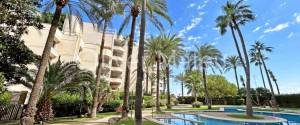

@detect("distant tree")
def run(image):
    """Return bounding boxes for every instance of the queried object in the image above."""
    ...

[268,70,280,95]
[0,73,6,94]
[183,70,202,102]
[205,75,238,97]
[40,13,66,30]
[0,0,42,84]
[225,56,241,90]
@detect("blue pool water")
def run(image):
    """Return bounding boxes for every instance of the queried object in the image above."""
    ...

[156,118,202,125]
[224,107,300,125]
[156,107,300,125]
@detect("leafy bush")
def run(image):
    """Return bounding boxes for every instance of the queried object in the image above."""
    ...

[276,94,300,108]
[160,99,167,106]
[192,101,202,108]
[101,100,122,112]
[0,91,12,105]
[52,94,87,117]
[143,96,154,108]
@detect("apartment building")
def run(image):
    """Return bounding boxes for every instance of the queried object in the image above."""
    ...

[6,16,155,104]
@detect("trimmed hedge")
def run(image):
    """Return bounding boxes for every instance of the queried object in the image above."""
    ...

[276,94,300,108]
[177,96,244,105]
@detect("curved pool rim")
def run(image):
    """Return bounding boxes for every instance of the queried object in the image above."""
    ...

[190,112,287,123]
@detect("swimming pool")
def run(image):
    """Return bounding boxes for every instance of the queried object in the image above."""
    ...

[156,107,300,125]
[224,107,300,125]
[174,113,284,125]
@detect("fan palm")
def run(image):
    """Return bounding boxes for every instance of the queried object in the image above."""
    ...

[119,0,173,118]
[90,0,124,118]
[159,33,183,109]
[268,70,280,95]
[175,73,185,97]
[216,0,255,116]
[196,44,223,109]
[21,1,100,124]
[250,41,278,109]
[225,56,241,90]
[250,51,267,89]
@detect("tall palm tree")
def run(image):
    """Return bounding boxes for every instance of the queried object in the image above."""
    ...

[216,0,255,116]
[250,41,278,109]
[160,33,183,109]
[184,51,196,73]
[268,70,280,95]
[144,56,154,95]
[90,0,123,118]
[196,44,223,109]
[250,51,267,89]
[119,0,173,118]
[134,0,146,124]
[175,73,185,97]
[21,1,100,124]
[145,36,167,112]
[225,56,241,90]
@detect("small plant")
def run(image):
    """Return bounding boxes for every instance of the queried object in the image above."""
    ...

[192,101,203,108]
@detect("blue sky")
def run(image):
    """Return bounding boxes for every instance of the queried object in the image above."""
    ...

[80,0,300,95]
[160,0,300,95]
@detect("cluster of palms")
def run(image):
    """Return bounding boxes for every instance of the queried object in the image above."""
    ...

[21,0,172,125]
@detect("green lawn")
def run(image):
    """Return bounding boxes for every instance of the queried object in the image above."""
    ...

[112,118,160,125]
[227,113,264,120]
[47,112,120,124]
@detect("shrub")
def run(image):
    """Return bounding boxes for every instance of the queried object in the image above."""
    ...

[160,99,167,106]
[276,94,300,108]
[52,94,86,117]
[101,100,122,112]
[0,91,12,105]
[143,96,154,108]
[192,101,202,108]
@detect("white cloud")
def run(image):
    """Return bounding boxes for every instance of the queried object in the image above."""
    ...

[197,0,209,10]
[279,2,287,7]
[252,26,261,32]
[187,36,202,42]
[288,32,294,38]
[258,35,265,39]
[264,22,289,33]
[214,37,220,41]
[178,12,205,38]
[188,3,195,8]
[293,13,300,23]
[264,22,270,26]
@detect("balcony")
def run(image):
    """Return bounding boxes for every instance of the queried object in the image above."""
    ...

[113,46,124,52]
[50,47,59,59]
[112,56,123,63]
[110,78,122,90]
[111,67,123,74]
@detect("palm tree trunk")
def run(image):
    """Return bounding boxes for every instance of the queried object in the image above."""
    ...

[229,24,246,71]
[274,81,280,95]
[122,12,138,118]
[192,84,197,102]
[260,53,278,110]
[135,0,146,124]
[155,56,161,112]
[166,66,171,109]
[181,81,184,97]
[163,76,166,94]
[232,19,253,117]
[21,5,63,125]
[233,67,240,90]
[82,86,90,115]
[259,64,267,89]
[202,63,211,109]
[91,20,108,118]
[146,70,149,95]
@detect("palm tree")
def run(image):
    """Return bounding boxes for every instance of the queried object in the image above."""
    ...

[90,0,123,118]
[23,60,94,122]
[225,56,241,90]
[196,44,223,109]
[250,41,278,109]
[119,0,173,118]
[183,70,202,102]
[175,73,185,97]
[184,51,197,73]
[134,0,146,124]
[160,33,183,109]
[268,70,280,95]
[216,0,255,116]
[21,1,100,124]
[145,36,166,112]
[144,56,154,95]
[250,51,267,89]
[240,75,245,88]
